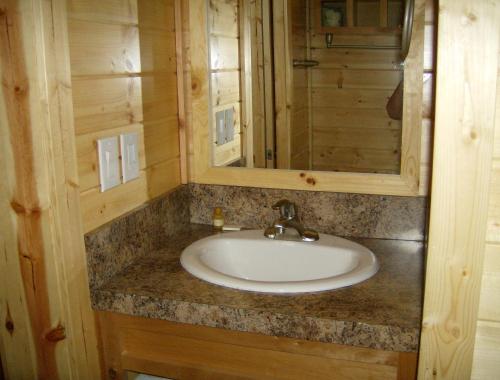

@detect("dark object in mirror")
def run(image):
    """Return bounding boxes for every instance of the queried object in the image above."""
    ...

[387,80,404,120]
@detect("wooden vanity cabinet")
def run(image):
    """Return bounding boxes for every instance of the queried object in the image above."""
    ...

[97,311,417,380]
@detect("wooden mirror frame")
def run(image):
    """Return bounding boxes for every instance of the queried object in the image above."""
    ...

[185,0,427,196]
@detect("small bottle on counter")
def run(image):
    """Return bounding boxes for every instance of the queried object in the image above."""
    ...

[213,207,224,231]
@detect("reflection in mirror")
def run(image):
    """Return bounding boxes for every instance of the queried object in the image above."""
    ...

[208,0,408,174]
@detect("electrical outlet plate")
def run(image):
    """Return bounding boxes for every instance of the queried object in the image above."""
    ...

[120,132,140,183]
[97,136,121,192]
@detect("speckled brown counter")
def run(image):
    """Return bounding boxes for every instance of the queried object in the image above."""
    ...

[91,224,424,353]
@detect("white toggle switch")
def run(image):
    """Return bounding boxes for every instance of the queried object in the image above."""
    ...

[120,132,140,183]
[97,136,121,192]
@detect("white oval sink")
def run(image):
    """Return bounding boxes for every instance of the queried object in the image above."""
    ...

[180,230,379,293]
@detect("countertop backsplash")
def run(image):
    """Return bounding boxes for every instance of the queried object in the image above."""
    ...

[84,185,190,289]
[190,184,427,241]
[84,183,427,289]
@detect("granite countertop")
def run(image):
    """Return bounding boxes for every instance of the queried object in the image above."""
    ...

[91,224,424,352]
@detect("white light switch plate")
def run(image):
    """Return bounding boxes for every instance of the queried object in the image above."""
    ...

[120,132,140,183]
[97,136,121,192]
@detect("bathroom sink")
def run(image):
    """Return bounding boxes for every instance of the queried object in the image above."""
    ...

[180,230,379,293]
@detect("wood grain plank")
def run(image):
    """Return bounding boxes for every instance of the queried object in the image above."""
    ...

[312,107,402,130]
[312,88,394,109]
[208,0,239,37]
[144,116,180,167]
[312,68,402,90]
[471,321,500,379]
[72,76,143,135]
[211,71,241,106]
[209,36,240,71]
[80,173,149,233]
[145,158,181,198]
[68,19,141,76]
[137,0,175,31]
[67,0,138,24]
[142,73,178,122]
[139,29,177,73]
[418,0,500,378]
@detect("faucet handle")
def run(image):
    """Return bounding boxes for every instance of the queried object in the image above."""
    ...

[272,199,297,220]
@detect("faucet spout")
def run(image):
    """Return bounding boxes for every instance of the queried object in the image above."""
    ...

[264,199,319,242]
[274,219,319,242]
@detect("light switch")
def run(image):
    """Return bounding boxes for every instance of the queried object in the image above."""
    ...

[97,136,121,192]
[215,110,225,146]
[225,108,234,143]
[120,132,140,183]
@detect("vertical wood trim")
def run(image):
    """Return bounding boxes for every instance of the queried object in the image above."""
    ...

[380,0,388,27]
[0,0,101,378]
[262,0,275,168]
[248,0,267,169]
[306,0,313,170]
[0,1,60,376]
[418,0,500,378]
[175,0,188,184]
[0,1,38,376]
[273,0,292,169]
[189,0,211,181]
[346,0,354,27]
[401,0,425,193]
[240,0,254,168]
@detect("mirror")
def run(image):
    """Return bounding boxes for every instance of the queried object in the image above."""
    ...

[207,0,413,174]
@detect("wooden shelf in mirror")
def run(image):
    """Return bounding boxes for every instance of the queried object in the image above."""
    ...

[314,0,403,35]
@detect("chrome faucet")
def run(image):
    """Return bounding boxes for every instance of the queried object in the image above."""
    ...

[264,200,319,242]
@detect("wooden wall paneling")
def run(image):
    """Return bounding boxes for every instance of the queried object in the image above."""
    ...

[137,0,176,30]
[68,20,141,76]
[67,0,138,24]
[207,0,242,167]
[472,320,500,379]
[72,76,143,136]
[143,117,180,167]
[309,0,415,175]
[145,158,181,199]
[477,244,500,322]
[138,29,176,73]
[1,0,101,377]
[471,39,500,379]
[418,0,500,378]
[80,174,149,233]
[68,0,182,233]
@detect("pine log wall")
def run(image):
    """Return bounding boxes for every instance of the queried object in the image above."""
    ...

[208,0,242,167]
[471,46,500,379]
[66,0,182,233]
[308,0,434,175]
